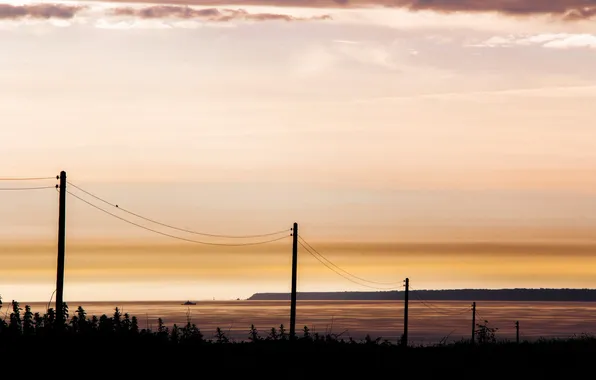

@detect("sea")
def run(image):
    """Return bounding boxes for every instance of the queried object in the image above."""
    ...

[7,300,596,345]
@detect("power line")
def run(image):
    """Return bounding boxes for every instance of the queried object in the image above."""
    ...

[0,186,55,191]
[298,236,403,286]
[412,292,470,316]
[411,293,470,315]
[409,286,471,315]
[67,181,289,239]
[475,309,491,324]
[67,190,290,247]
[298,240,398,290]
[0,177,54,181]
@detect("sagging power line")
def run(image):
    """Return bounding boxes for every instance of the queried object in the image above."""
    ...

[0,176,55,181]
[409,285,471,316]
[67,190,290,247]
[299,236,403,287]
[0,186,55,191]
[47,171,295,331]
[298,239,399,290]
[4,171,488,344]
[67,181,290,239]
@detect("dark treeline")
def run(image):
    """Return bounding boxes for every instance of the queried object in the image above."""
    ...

[0,300,397,347]
[0,300,594,376]
[249,288,596,301]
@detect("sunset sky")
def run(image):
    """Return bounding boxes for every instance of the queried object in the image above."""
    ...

[1,0,596,302]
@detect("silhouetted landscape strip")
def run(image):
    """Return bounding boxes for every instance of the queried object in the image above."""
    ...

[0,300,595,376]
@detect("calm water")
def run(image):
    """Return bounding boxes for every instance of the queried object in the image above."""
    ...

[9,300,596,345]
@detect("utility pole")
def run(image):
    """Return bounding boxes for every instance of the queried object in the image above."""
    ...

[290,222,298,340]
[55,171,67,327]
[402,277,409,347]
[515,320,520,344]
[471,301,476,345]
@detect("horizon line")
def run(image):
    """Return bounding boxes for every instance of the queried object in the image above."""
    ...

[10,287,596,303]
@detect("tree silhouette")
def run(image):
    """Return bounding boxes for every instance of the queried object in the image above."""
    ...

[23,305,34,336]
[131,316,139,334]
[248,324,261,342]
[267,326,279,341]
[475,320,498,344]
[279,324,287,340]
[122,313,132,333]
[113,307,122,332]
[215,327,229,343]
[99,314,112,334]
[170,324,180,343]
[9,301,22,334]
[302,326,311,341]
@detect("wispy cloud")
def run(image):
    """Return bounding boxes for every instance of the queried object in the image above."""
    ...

[0,2,331,24]
[392,0,596,21]
[94,0,596,20]
[109,5,331,21]
[0,3,85,19]
[471,33,596,49]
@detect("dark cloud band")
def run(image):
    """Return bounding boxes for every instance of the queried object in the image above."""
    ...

[0,4,85,19]
[0,3,331,22]
[94,0,596,20]
[110,6,332,21]
[2,1,594,21]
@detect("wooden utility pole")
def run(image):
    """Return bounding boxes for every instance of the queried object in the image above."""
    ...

[290,222,298,340]
[515,320,520,344]
[55,171,67,327]
[471,301,476,345]
[402,277,409,347]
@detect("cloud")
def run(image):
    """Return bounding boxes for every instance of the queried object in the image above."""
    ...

[109,5,332,22]
[95,0,596,20]
[393,0,596,21]
[471,33,596,49]
[0,3,85,19]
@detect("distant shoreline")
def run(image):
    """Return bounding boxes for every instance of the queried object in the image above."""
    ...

[247,288,596,302]
[10,288,596,304]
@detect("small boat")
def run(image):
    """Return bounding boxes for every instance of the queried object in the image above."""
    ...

[182,300,196,305]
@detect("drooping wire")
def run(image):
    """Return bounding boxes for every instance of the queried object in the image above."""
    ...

[474,309,491,324]
[67,190,290,247]
[298,240,399,290]
[66,181,289,239]
[0,186,55,191]
[0,177,54,181]
[412,294,471,316]
[299,236,403,286]
[409,285,471,316]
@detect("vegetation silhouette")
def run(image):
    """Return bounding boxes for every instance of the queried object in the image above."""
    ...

[0,300,593,376]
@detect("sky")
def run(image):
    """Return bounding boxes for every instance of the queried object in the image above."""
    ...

[1,0,596,302]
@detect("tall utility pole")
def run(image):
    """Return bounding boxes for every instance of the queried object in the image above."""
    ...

[515,321,520,344]
[471,301,476,345]
[55,170,67,327]
[402,277,409,347]
[290,222,298,340]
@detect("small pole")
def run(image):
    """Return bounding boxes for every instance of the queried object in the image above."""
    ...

[402,278,409,347]
[471,301,476,345]
[290,222,298,340]
[55,171,67,327]
[515,320,520,344]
